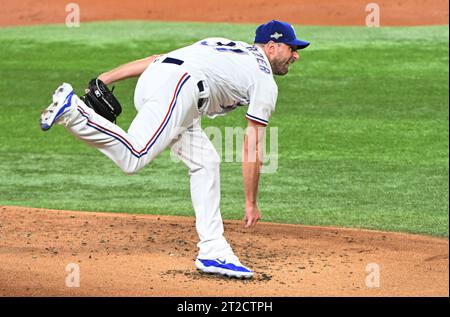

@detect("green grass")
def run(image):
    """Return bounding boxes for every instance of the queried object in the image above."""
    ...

[0,21,448,236]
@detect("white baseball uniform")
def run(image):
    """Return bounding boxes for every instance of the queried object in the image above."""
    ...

[63,38,278,259]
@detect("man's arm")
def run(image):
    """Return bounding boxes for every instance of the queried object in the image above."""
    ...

[98,55,161,85]
[242,119,266,228]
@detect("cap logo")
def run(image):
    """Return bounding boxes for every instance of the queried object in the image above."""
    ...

[270,32,283,40]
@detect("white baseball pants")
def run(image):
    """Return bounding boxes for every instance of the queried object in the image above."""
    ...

[65,61,233,259]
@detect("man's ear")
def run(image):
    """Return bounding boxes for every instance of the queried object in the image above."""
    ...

[266,41,275,50]
[263,41,277,58]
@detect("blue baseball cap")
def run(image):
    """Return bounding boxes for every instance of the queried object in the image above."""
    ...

[254,20,310,50]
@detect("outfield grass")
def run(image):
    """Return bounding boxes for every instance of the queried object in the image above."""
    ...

[0,21,448,236]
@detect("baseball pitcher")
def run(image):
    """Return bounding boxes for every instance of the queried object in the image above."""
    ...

[39,20,310,278]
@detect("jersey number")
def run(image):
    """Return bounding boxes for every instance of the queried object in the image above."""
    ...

[200,40,248,54]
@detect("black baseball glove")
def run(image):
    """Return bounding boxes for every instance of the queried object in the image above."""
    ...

[81,78,122,123]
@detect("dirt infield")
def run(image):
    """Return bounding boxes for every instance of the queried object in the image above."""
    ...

[0,206,448,296]
[0,0,448,27]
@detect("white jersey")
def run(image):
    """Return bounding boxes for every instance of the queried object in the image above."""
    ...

[166,38,278,126]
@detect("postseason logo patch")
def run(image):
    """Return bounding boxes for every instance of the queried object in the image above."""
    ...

[270,32,283,40]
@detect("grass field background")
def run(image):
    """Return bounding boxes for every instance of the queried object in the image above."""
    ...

[0,21,448,236]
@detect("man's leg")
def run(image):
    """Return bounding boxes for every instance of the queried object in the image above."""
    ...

[41,69,196,174]
[171,118,253,278]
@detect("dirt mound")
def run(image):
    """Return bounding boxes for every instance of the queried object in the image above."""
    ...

[0,0,448,27]
[0,206,447,296]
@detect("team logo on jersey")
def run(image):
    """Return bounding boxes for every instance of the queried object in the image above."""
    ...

[270,32,283,40]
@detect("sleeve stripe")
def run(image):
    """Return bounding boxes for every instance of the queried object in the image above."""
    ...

[245,113,268,125]
[246,116,268,126]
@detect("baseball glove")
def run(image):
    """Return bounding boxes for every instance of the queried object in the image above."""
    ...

[81,78,122,123]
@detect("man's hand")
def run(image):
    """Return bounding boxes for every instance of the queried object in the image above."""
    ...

[244,203,261,228]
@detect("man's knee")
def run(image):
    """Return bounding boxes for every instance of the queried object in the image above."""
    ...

[189,159,220,176]
[200,150,221,173]
[201,159,220,176]
[120,166,137,175]
[119,161,143,175]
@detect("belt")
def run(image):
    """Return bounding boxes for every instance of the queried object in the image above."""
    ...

[162,57,207,109]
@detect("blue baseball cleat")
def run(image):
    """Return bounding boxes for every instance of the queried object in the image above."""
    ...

[40,83,75,131]
[195,255,253,279]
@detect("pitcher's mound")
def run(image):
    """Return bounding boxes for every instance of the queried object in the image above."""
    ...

[0,206,448,296]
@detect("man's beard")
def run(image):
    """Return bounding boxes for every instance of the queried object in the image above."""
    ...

[270,57,290,75]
